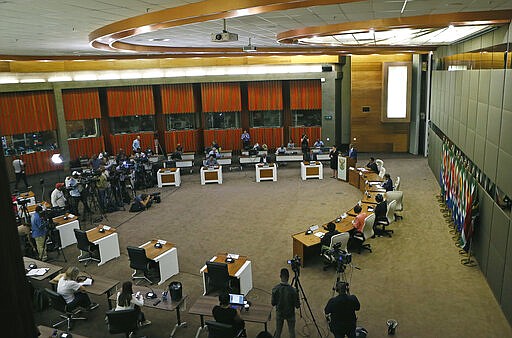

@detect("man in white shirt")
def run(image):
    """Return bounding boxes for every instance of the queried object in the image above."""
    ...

[51,183,67,208]
[132,135,141,154]
[12,155,31,190]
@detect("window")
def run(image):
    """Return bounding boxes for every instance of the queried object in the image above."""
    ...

[2,131,58,155]
[110,116,155,134]
[66,119,100,139]
[167,114,196,130]
[292,110,322,127]
[205,112,240,129]
[382,62,412,122]
[250,111,282,127]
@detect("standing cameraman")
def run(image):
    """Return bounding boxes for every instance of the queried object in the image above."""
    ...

[324,282,360,338]
[31,205,47,261]
[96,166,111,212]
[272,268,300,338]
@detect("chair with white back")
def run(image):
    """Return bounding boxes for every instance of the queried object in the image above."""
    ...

[394,176,401,191]
[353,214,374,254]
[375,159,384,172]
[386,191,403,220]
[379,166,386,178]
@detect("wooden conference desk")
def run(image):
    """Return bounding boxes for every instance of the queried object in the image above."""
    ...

[85,225,120,266]
[200,166,223,185]
[301,161,323,180]
[51,271,120,309]
[189,295,273,338]
[38,325,89,338]
[109,285,188,337]
[157,168,181,187]
[255,163,277,182]
[292,217,355,267]
[24,256,62,282]
[200,253,253,295]
[347,203,375,217]
[140,239,179,285]
[52,213,80,248]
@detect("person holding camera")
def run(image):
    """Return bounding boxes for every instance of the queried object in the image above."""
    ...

[325,281,360,338]
[31,205,47,261]
[272,268,300,338]
[96,166,111,212]
[115,281,151,327]
[65,171,90,216]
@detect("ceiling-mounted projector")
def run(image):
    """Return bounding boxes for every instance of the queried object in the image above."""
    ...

[211,31,238,42]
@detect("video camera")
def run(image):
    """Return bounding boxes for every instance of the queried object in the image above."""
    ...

[149,192,161,203]
[16,197,30,206]
[287,255,301,273]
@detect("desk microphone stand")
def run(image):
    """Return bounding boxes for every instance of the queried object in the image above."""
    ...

[291,268,322,337]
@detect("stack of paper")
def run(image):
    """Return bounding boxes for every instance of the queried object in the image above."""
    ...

[79,277,93,286]
[227,253,239,259]
[26,268,49,277]
[157,239,167,245]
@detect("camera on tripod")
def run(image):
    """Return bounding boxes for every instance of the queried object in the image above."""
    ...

[17,198,29,206]
[287,255,301,273]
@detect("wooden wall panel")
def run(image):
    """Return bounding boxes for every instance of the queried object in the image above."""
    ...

[289,126,321,145]
[249,127,284,150]
[164,130,199,153]
[68,136,105,160]
[203,129,242,151]
[110,132,155,155]
[351,54,412,152]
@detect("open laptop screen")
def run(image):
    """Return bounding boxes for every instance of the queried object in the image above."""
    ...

[229,293,244,305]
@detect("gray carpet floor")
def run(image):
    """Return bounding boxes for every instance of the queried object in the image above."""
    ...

[33,155,512,338]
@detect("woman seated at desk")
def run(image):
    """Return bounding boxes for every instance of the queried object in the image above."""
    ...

[57,266,99,311]
[115,281,151,327]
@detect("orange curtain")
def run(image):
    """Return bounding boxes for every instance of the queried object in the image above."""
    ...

[289,80,322,110]
[161,84,195,114]
[62,89,101,120]
[248,81,283,111]
[68,136,105,160]
[110,132,155,154]
[9,150,63,175]
[289,127,322,144]
[249,128,284,150]
[0,91,56,135]
[164,130,199,152]
[201,83,241,112]
[203,129,242,151]
[106,86,155,117]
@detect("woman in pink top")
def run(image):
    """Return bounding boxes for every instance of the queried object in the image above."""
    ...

[351,205,367,233]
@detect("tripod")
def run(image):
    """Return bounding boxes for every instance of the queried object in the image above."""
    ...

[40,219,67,263]
[331,260,349,297]
[291,268,322,337]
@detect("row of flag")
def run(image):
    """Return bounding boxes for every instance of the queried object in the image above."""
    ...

[440,142,479,252]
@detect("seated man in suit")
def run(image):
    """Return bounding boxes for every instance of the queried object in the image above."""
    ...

[382,173,393,192]
[205,155,219,167]
[321,222,340,252]
[373,194,387,235]
[275,145,287,155]
[366,157,378,173]
[212,292,246,337]
[259,153,272,164]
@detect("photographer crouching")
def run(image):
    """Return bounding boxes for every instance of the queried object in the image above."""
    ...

[129,192,160,212]
[325,281,360,338]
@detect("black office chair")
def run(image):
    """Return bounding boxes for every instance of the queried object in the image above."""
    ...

[127,246,158,284]
[205,261,232,295]
[205,320,244,338]
[73,229,100,266]
[45,288,86,331]
[105,309,139,338]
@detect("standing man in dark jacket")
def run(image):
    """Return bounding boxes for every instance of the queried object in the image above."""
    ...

[272,268,300,338]
[325,281,360,338]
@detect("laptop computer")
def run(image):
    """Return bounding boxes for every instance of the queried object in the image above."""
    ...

[229,293,244,306]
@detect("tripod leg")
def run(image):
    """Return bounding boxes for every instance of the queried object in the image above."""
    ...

[295,278,323,338]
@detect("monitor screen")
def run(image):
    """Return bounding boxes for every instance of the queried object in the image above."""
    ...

[229,294,244,305]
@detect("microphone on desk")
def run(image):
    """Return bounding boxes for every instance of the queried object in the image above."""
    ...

[144,285,158,299]
[154,242,162,249]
